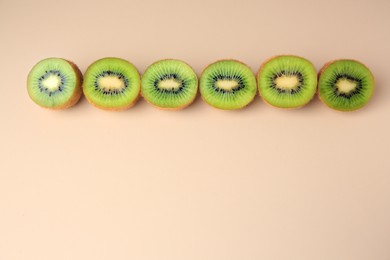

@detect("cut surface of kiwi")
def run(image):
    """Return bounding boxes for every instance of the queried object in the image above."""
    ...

[83,57,140,110]
[200,60,257,110]
[141,59,198,110]
[257,55,317,109]
[318,60,374,111]
[27,58,82,109]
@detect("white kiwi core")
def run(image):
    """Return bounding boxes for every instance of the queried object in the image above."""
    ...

[275,75,299,90]
[336,78,357,93]
[41,74,61,91]
[98,76,125,90]
[215,79,239,90]
[158,79,181,90]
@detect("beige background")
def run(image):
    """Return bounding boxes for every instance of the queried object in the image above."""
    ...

[1,0,390,259]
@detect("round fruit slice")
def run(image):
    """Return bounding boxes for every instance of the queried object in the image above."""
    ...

[318,60,374,111]
[257,55,317,109]
[27,58,82,109]
[83,57,141,110]
[141,59,198,110]
[199,60,257,110]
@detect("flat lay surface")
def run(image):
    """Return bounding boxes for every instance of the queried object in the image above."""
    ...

[1,0,389,259]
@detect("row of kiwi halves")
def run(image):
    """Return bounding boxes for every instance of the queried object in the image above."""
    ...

[27,56,375,112]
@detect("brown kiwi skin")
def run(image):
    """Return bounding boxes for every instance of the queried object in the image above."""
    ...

[317,59,375,112]
[199,59,257,110]
[257,54,317,110]
[83,61,141,111]
[28,59,83,110]
[141,59,199,111]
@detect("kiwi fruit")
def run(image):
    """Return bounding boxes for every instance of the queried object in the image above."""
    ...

[257,55,317,109]
[141,59,198,110]
[318,60,374,111]
[83,57,140,110]
[27,58,82,109]
[199,60,257,110]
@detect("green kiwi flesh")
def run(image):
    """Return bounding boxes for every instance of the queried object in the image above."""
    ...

[141,59,198,110]
[200,60,257,110]
[83,57,140,110]
[318,60,374,111]
[257,55,317,108]
[27,58,82,109]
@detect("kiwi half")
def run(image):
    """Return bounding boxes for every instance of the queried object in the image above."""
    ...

[27,58,82,109]
[141,59,198,110]
[83,57,140,110]
[257,55,317,109]
[199,60,256,110]
[318,60,374,111]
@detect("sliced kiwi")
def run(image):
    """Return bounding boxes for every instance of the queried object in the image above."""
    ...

[318,60,374,111]
[141,59,198,110]
[199,60,256,110]
[257,55,317,109]
[27,58,82,109]
[83,57,140,110]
